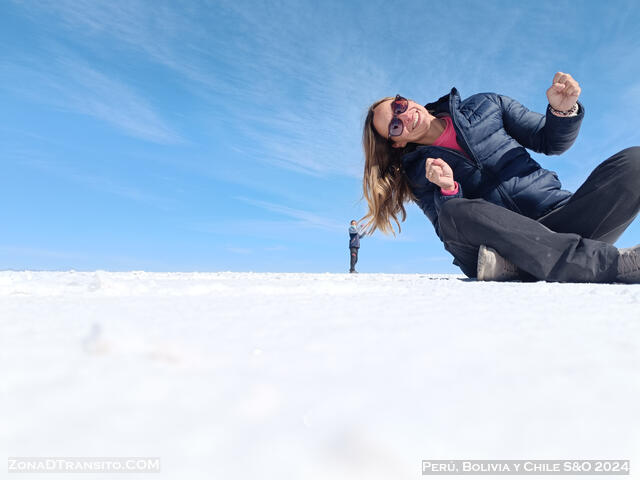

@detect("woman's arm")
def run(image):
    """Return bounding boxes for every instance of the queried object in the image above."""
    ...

[404,152,463,240]
[498,72,584,155]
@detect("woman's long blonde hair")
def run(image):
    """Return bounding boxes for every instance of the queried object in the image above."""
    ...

[359,97,417,236]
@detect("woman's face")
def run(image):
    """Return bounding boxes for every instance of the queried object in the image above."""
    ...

[372,98,437,148]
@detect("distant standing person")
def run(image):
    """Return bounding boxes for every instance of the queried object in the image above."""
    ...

[349,220,365,273]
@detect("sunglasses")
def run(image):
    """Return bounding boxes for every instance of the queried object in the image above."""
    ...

[388,94,409,139]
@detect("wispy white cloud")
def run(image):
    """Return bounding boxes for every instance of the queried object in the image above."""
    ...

[234,196,344,232]
[8,0,387,176]
[15,156,176,211]
[58,61,182,144]
[68,171,174,209]
[1,51,182,144]
[225,247,253,255]
[190,196,419,242]
[264,245,287,251]
[190,219,299,238]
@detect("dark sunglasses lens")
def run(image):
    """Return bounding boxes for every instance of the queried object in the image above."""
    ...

[391,97,408,114]
[389,118,403,137]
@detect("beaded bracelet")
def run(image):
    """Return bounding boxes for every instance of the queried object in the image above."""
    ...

[548,103,578,117]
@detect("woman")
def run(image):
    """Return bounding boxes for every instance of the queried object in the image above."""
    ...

[361,72,640,283]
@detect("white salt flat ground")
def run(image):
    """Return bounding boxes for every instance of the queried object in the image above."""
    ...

[1,271,639,479]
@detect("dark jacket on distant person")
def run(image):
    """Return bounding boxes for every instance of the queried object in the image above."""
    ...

[349,226,365,248]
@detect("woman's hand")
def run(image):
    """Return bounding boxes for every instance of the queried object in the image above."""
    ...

[546,72,581,111]
[426,157,455,190]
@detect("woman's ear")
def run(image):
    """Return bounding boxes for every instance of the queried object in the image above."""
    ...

[391,141,407,149]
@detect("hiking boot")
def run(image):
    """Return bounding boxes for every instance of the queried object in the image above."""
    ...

[616,244,640,283]
[349,269,358,274]
[476,244,522,281]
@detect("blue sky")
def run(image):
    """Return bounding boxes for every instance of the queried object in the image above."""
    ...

[1,0,640,273]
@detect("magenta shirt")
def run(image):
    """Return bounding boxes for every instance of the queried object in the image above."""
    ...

[431,115,468,195]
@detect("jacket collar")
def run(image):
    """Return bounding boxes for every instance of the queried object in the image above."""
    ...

[424,87,460,115]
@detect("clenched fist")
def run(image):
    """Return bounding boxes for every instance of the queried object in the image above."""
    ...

[425,157,455,190]
[547,72,581,112]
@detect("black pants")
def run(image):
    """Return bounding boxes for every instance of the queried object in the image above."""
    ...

[350,247,359,271]
[438,147,640,282]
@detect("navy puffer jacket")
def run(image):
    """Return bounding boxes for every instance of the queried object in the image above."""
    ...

[401,87,584,239]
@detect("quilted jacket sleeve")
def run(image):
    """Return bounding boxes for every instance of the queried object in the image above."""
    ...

[404,149,464,240]
[497,94,584,155]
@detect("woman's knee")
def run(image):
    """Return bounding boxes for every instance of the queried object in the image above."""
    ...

[613,146,640,175]
[611,147,640,194]
[618,146,640,158]
[594,147,640,191]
